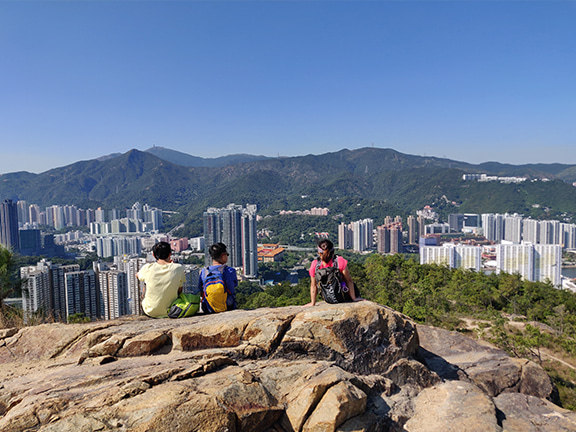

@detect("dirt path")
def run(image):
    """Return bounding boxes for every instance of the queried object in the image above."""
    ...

[541,348,576,371]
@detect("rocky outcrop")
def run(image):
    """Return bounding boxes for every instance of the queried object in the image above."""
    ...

[417,325,557,401]
[0,301,573,431]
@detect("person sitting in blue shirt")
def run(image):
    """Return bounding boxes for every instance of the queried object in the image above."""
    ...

[198,242,238,313]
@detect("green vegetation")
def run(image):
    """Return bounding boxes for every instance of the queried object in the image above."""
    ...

[238,279,310,309]
[0,245,20,311]
[68,313,92,324]
[238,253,576,409]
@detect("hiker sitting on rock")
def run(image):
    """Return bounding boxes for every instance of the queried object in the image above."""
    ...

[137,241,185,318]
[305,239,363,307]
[198,242,238,313]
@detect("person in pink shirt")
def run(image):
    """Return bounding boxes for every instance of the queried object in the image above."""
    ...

[305,239,363,307]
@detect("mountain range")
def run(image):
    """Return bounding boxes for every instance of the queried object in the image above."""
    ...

[2,147,576,237]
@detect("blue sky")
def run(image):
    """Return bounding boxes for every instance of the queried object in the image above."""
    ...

[1,1,575,174]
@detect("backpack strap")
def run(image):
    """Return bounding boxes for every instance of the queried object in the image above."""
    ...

[214,264,232,295]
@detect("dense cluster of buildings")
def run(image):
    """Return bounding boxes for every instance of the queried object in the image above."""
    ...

[278,207,330,216]
[14,200,163,232]
[462,173,528,184]
[420,242,562,286]
[338,215,425,254]
[0,199,165,258]
[334,210,574,287]
[419,212,576,287]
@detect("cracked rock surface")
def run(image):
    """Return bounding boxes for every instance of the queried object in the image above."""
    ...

[0,302,572,431]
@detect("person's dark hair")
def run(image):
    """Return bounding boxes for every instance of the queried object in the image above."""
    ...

[317,239,335,262]
[152,241,172,260]
[209,242,228,262]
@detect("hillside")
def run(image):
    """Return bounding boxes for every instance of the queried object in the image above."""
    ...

[2,147,576,237]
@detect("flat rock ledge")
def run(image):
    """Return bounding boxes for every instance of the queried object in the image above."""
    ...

[0,301,573,432]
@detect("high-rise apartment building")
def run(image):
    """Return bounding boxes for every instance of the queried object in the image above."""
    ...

[203,204,258,277]
[420,244,481,271]
[533,244,562,287]
[376,226,389,254]
[241,206,258,277]
[503,214,523,243]
[495,242,561,287]
[21,260,80,320]
[0,199,20,251]
[98,270,128,320]
[109,208,120,221]
[420,245,455,267]
[126,257,147,315]
[351,219,373,252]
[496,243,534,282]
[20,264,51,316]
[338,222,353,250]
[376,223,402,254]
[95,237,141,258]
[417,215,426,240]
[448,214,464,233]
[64,270,99,321]
[522,219,540,244]
[482,213,505,242]
[407,215,418,245]
[143,205,163,231]
[63,205,80,227]
[28,204,41,225]
[454,245,482,271]
[562,223,576,249]
[126,202,142,221]
[95,208,107,223]
[19,228,42,255]
[425,223,450,234]
[17,200,29,225]
[538,220,560,245]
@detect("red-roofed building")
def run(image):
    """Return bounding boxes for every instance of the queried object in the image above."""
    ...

[257,244,285,263]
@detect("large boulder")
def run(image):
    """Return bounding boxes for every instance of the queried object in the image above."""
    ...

[417,324,556,401]
[0,301,574,431]
[404,380,501,432]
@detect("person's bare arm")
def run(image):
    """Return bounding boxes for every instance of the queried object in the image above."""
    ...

[341,266,362,302]
[304,278,318,307]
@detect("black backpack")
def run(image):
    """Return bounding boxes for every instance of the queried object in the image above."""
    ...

[315,256,352,304]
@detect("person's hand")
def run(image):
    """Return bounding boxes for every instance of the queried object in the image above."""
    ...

[353,297,365,302]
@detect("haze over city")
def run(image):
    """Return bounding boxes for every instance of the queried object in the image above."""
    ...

[1,1,575,174]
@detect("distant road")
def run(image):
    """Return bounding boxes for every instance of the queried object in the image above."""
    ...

[276,244,314,252]
[167,223,185,237]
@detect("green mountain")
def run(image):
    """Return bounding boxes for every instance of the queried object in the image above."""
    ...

[145,146,270,168]
[2,147,576,238]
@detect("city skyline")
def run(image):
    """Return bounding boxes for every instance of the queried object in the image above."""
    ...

[2,1,575,174]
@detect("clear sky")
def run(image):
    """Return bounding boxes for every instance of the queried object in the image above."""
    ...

[1,1,575,174]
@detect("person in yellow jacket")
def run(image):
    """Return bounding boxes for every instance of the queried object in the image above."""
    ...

[137,241,185,318]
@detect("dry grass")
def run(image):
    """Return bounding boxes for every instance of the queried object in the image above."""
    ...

[544,359,576,410]
[0,305,56,330]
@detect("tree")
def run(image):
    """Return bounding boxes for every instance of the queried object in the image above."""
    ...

[0,245,20,312]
